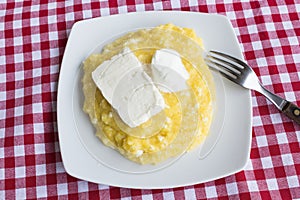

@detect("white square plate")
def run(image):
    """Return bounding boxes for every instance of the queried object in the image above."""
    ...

[57,11,252,189]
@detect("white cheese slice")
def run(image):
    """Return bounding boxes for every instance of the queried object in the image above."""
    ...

[151,49,190,93]
[92,48,165,128]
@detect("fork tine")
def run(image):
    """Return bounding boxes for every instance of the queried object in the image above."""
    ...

[217,69,239,84]
[205,57,240,76]
[210,50,249,69]
[205,59,238,83]
[207,55,241,75]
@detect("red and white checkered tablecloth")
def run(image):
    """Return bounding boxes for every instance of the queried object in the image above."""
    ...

[1,0,299,199]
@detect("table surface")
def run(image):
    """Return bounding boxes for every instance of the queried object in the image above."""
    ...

[1,1,299,199]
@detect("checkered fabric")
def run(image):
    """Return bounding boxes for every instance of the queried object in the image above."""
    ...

[1,0,299,199]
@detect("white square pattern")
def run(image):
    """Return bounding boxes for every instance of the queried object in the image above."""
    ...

[34,123,44,134]
[32,51,42,61]
[13,7,23,14]
[55,162,65,173]
[276,133,288,144]
[36,186,47,198]
[0,147,4,159]
[31,4,40,12]
[49,31,58,40]
[98,184,109,190]
[35,143,45,154]
[15,166,26,178]
[36,164,46,176]
[163,192,175,200]
[244,159,253,170]
[296,3,300,12]
[226,182,239,195]
[66,12,75,21]
[0,168,4,181]
[252,96,258,107]
[171,0,181,8]
[13,20,22,29]
[32,103,43,113]
[0,18,4,31]
[260,6,271,15]
[292,54,300,63]
[16,188,26,199]
[57,183,68,195]
[188,0,198,7]
[32,84,41,95]
[48,15,57,24]
[184,188,196,199]
[266,178,279,190]
[206,0,217,5]
[0,72,5,84]
[275,55,285,65]
[14,106,23,117]
[256,57,268,67]
[141,194,153,200]
[261,75,272,86]
[135,4,145,12]
[270,38,281,47]
[287,175,300,188]
[83,7,93,19]
[253,116,262,126]
[265,22,276,31]
[282,21,293,30]
[270,113,282,124]
[281,154,294,166]
[278,5,289,14]
[50,48,59,57]
[225,11,236,21]
[30,18,40,26]
[51,82,57,93]
[256,135,268,147]
[78,181,89,193]
[0,91,5,101]
[15,88,24,99]
[50,64,59,74]
[279,73,290,83]
[243,9,254,18]
[205,186,218,198]
[100,8,110,17]
[47,2,57,9]
[261,156,273,169]
[285,92,296,102]
[14,37,23,46]
[118,6,127,14]
[153,2,163,10]
[252,41,262,50]
[288,36,298,45]
[14,145,25,157]
[15,70,24,81]
[247,180,259,191]
[14,125,24,136]
[32,68,41,77]
[0,108,5,121]
[31,34,41,43]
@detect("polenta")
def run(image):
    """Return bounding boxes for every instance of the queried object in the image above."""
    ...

[82,24,215,164]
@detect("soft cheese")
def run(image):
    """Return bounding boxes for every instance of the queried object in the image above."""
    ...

[151,49,190,93]
[92,48,165,128]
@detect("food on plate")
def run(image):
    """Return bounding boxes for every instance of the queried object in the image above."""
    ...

[82,24,215,164]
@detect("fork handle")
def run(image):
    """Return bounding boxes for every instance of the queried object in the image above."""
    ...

[282,101,300,125]
[259,85,300,125]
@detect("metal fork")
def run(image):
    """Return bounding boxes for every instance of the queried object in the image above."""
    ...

[205,50,300,125]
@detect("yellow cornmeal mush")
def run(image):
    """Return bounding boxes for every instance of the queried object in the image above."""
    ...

[82,24,215,164]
